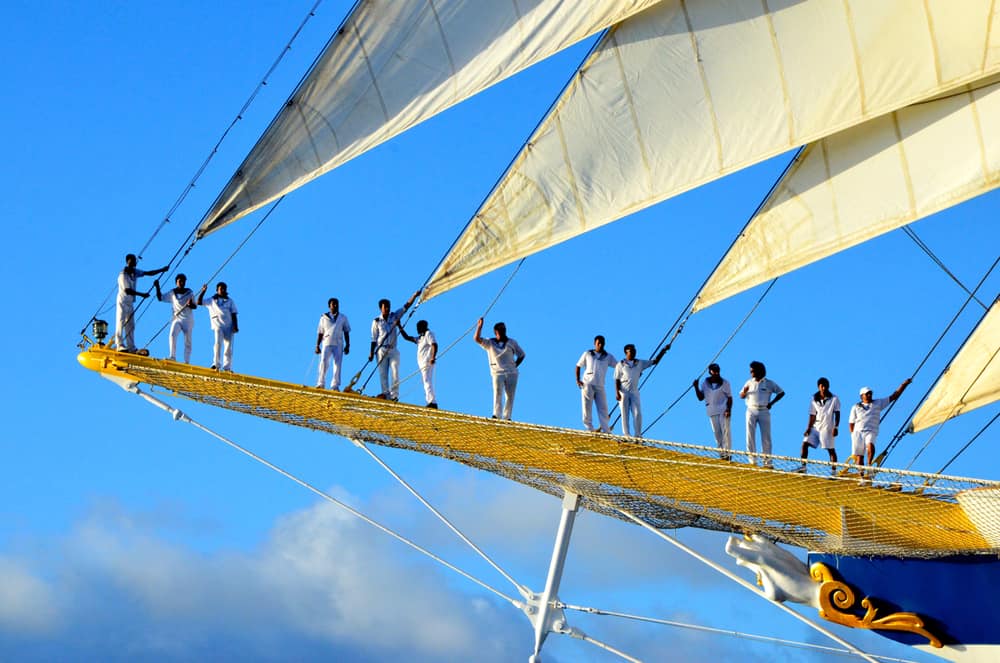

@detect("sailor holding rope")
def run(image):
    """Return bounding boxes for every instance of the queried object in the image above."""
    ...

[369,291,419,400]
[114,253,167,352]
[153,274,197,363]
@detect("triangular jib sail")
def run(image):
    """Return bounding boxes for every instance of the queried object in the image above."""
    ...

[197,0,663,237]
[422,0,1000,300]
[910,297,1000,433]
[694,74,1000,311]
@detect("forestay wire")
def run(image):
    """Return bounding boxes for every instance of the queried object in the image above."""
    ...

[141,198,285,349]
[876,252,1000,466]
[608,147,805,430]
[80,0,333,338]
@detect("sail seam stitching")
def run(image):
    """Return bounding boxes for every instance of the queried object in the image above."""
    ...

[352,19,390,121]
[891,113,918,216]
[967,90,991,185]
[609,31,654,195]
[984,0,997,72]
[681,0,724,171]
[841,0,867,116]
[426,0,458,94]
[761,1,795,145]
[921,0,943,85]
[554,99,588,231]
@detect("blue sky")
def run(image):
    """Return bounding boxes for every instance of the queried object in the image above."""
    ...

[4,1,997,661]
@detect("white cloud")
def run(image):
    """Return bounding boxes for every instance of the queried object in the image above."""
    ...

[0,557,60,634]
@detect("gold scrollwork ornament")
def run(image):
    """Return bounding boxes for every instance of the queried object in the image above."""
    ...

[809,563,942,648]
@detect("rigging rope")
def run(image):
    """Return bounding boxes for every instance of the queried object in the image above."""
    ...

[391,259,526,398]
[607,147,804,429]
[935,410,1000,475]
[81,0,333,338]
[640,279,778,437]
[903,226,989,310]
[140,198,285,350]
[876,253,1000,466]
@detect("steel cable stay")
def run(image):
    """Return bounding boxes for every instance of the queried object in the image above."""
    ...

[876,253,1000,467]
[81,0,334,339]
[935,410,1000,476]
[556,602,921,663]
[119,381,521,607]
[119,379,867,662]
[603,502,881,663]
[904,341,1000,472]
[871,239,996,437]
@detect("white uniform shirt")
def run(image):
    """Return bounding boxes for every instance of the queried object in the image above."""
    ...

[117,267,147,306]
[159,287,195,322]
[699,378,733,416]
[205,295,239,330]
[416,330,437,368]
[318,311,350,347]
[849,397,891,434]
[577,350,618,387]
[477,337,524,375]
[809,393,841,430]
[371,309,404,351]
[742,378,783,409]
[615,359,653,392]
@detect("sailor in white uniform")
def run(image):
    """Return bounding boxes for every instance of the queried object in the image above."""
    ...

[693,363,733,458]
[315,297,350,389]
[576,335,617,433]
[401,320,438,407]
[154,274,197,363]
[848,379,912,466]
[114,253,166,352]
[799,377,840,471]
[739,361,784,466]
[369,291,419,400]
[615,343,667,437]
[474,318,526,420]
[198,282,239,371]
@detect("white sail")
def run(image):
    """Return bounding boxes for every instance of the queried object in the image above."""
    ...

[910,298,1000,432]
[197,0,663,236]
[422,0,1000,300]
[694,75,1000,311]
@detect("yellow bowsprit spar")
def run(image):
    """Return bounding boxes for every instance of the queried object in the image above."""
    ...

[79,345,1000,559]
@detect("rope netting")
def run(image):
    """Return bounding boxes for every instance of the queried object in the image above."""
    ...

[81,346,1000,559]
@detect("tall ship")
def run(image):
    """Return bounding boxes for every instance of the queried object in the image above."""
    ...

[79,1,1000,660]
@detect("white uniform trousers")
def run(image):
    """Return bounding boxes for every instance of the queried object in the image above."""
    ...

[745,408,772,462]
[377,347,400,399]
[492,372,518,420]
[582,384,611,433]
[420,364,436,405]
[620,388,642,437]
[115,302,136,351]
[316,344,344,389]
[852,430,876,457]
[709,413,731,453]
[168,317,194,363]
[213,327,235,371]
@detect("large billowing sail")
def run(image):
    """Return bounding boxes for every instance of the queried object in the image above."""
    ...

[422,0,1000,300]
[694,75,1000,311]
[197,0,664,237]
[910,298,1000,432]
